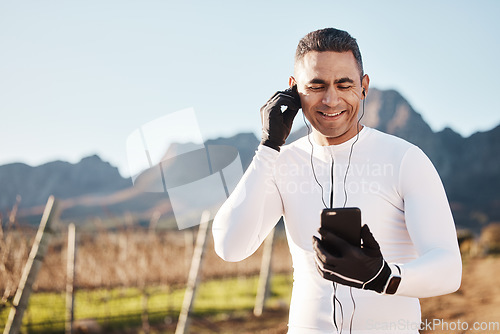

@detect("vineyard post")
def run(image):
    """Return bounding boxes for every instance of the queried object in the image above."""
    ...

[3,196,59,334]
[148,210,161,236]
[184,229,194,268]
[254,226,276,317]
[175,211,211,334]
[141,283,150,334]
[7,195,22,230]
[65,223,77,334]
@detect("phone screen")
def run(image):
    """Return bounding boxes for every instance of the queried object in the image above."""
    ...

[320,207,361,247]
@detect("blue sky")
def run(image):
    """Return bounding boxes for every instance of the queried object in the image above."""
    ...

[1,0,499,177]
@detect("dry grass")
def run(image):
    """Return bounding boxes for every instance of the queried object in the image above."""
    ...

[0,226,37,301]
[3,222,500,333]
[0,224,292,297]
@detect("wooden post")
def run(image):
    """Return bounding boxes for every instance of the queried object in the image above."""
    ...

[254,227,276,317]
[148,211,161,236]
[175,211,211,334]
[3,196,59,334]
[141,285,150,334]
[65,223,77,334]
[184,229,195,268]
[7,195,21,230]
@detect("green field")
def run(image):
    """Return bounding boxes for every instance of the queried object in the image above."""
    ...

[0,274,292,333]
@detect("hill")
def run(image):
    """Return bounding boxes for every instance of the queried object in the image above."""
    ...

[1,88,498,231]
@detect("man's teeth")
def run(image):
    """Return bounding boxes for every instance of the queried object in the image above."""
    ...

[321,111,343,117]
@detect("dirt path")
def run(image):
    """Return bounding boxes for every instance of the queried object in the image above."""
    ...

[420,257,500,333]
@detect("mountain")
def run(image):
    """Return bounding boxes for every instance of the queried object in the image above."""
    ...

[0,155,167,223]
[361,89,500,229]
[1,88,498,231]
[441,124,500,229]
[0,155,129,210]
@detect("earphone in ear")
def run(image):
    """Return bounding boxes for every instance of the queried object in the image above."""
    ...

[362,89,366,97]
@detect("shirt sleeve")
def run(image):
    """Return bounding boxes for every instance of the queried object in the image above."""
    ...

[212,145,284,262]
[395,146,462,298]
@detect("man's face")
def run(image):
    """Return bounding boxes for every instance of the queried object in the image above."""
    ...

[291,51,369,146]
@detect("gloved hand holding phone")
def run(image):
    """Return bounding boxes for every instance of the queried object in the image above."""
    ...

[313,224,392,293]
[260,85,301,151]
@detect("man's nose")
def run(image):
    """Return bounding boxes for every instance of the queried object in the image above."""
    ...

[321,87,341,108]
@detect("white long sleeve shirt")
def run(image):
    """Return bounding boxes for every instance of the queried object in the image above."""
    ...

[213,126,462,333]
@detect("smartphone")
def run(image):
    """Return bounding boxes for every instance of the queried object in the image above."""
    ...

[320,207,362,247]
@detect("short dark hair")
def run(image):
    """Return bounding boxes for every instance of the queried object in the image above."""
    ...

[295,28,364,78]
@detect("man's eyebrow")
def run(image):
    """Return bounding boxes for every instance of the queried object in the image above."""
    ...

[334,77,355,84]
[307,78,327,84]
[307,77,355,85]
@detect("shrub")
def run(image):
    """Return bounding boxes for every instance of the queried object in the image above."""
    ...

[480,223,500,254]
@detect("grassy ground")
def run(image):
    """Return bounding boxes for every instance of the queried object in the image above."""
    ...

[4,227,500,333]
[1,228,293,293]
[0,274,292,333]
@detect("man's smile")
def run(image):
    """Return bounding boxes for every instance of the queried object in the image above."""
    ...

[318,110,346,118]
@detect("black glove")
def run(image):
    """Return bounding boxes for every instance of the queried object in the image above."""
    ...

[313,224,391,293]
[260,86,301,151]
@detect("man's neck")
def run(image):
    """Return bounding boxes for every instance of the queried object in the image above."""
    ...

[312,125,364,146]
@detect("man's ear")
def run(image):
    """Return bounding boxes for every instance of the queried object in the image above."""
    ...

[361,74,370,99]
[289,76,297,88]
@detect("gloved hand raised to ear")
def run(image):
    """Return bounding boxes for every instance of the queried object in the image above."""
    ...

[260,86,301,152]
[313,224,391,293]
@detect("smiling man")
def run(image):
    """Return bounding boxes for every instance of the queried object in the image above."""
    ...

[291,48,368,146]
[213,28,462,333]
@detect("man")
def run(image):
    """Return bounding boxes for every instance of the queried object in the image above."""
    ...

[212,28,461,333]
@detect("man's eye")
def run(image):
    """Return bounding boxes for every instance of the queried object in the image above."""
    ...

[309,86,324,91]
[338,86,352,90]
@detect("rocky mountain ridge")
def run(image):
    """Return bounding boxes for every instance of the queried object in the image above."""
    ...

[1,88,498,231]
